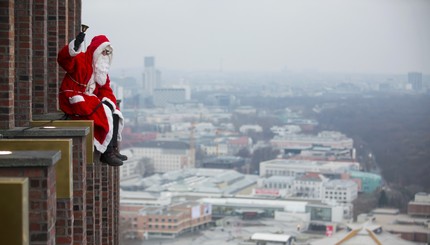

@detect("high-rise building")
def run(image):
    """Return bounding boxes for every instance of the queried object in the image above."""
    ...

[408,72,423,91]
[143,56,161,95]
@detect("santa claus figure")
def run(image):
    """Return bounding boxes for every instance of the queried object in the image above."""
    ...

[57,31,127,166]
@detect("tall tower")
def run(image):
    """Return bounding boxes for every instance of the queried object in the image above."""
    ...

[143,56,161,95]
[408,72,423,92]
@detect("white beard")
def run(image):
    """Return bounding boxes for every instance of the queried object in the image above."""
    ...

[94,55,110,86]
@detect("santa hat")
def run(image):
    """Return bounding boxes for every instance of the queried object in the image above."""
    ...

[87,35,113,66]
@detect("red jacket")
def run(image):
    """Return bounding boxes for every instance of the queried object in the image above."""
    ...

[58,35,123,153]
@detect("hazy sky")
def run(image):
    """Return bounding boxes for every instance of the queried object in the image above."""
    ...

[82,0,430,74]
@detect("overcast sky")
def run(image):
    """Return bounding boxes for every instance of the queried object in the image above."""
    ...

[82,0,430,74]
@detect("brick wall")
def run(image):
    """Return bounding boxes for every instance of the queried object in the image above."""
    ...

[56,197,74,244]
[72,135,88,244]
[113,167,120,244]
[32,0,48,115]
[102,164,112,244]
[47,0,59,112]
[68,0,78,41]
[86,160,104,244]
[14,0,33,127]
[0,1,121,244]
[408,203,430,217]
[94,153,103,245]
[58,0,69,92]
[0,162,57,244]
[0,0,15,129]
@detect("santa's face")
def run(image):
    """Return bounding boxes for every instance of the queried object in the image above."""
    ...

[94,51,111,86]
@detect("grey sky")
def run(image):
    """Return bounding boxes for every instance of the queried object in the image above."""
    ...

[82,0,430,74]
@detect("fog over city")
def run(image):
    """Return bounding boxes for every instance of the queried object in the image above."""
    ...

[2,1,430,245]
[81,1,430,245]
[83,0,430,75]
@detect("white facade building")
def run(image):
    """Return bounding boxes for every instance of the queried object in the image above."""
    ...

[270,131,354,150]
[255,176,295,198]
[259,159,360,178]
[120,158,141,179]
[119,149,146,179]
[239,124,263,134]
[271,125,302,136]
[293,173,328,200]
[258,176,295,190]
[130,141,194,173]
[323,179,358,203]
[201,143,228,156]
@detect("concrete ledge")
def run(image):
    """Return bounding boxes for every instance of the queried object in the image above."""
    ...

[0,139,73,199]
[32,112,66,121]
[0,126,89,138]
[0,150,61,167]
[30,120,94,164]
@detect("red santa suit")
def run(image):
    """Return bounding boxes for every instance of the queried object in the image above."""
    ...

[58,35,124,153]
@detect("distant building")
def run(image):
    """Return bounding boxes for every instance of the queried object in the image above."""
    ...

[121,201,212,240]
[250,233,295,245]
[201,142,228,156]
[294,173,328,199]
[130,140,194,173]
[197,196,350,223]
[143,56,161,95]
[349,171,382,193]
[119,148,151,180]
[323,179,358,203]
[296,146,356,160]
[365,207,430,244]
[120,168,258,196]
[141,202,212,239]
[259,159,360,178]
[282,145,356,161]
[271,131,354,151]
[306,203,347,223]
[257,175,295,192]
[234,106,257,115]
[153,88,187,107]
[110,81,124,107]
[407,72,423,91]
[407,192,430,217]
[207,93,236,107]
[256,174,359,203]
[310,221,417,245]
[271,125,302,136]
[202,156,245,170]
[284,118,319,132]
[239,124,263,134]
[227,136,252,155]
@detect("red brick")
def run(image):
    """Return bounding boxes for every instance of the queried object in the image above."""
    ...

[57,236,73,244]
[24,168,45,177]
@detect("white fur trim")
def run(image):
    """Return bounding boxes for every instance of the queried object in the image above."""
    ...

[101,97,116,109]
[93,42,113,66]
[69,95,84,104]
[93,103,114,153]
[68,40,83,56]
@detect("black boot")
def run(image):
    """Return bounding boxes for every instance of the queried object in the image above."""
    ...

[100,146,123,166]
[113,146,128,161]
[99,112,124,166]
[111,114,128,161]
